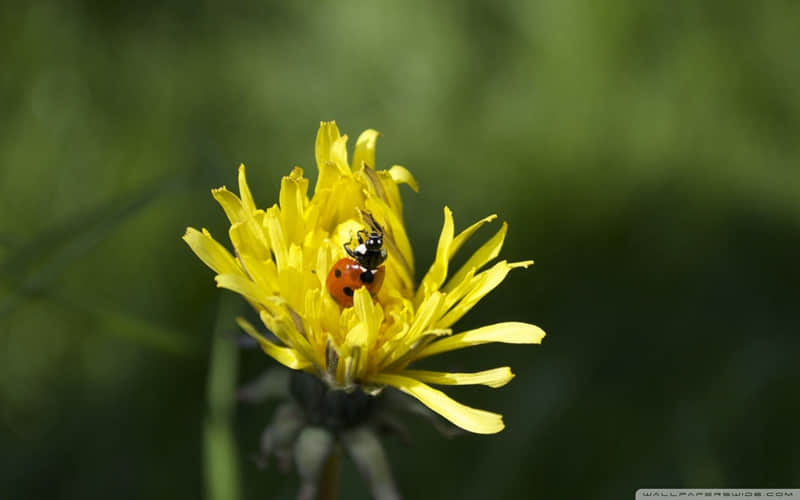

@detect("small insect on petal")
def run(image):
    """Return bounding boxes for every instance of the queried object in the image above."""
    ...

[326,213,388,307]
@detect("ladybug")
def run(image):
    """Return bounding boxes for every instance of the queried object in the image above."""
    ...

[326,221,387,308]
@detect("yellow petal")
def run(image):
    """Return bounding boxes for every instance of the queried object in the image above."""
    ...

[277,244,306,313]
[382,328,451,371]
[444,221,507,294]
[264,206,288,270]
[238,252,279,295]
[437,260,532,329]
[236,317,311,370]
[341,287,374,364]
[237,164,256,213]
[314,240,336,290]
[352,128,380,170]
[330,134,350,172]
[373,171,406,224]
[257,309,316,361]
[388,165,419,192]
[214,186,270,258]
[440,267,477,314]
[314,121,346,194]
[401,367,515,388]
[415,206,454,302]
[373,373,505,434]
[314,121,341,167]
[449,214,498,259]
[279,167,309,244]
[358,166,389,205]
[404,291,445,346]
[212,187,246,224]
[229,221,268,262]
[352,287,384,348]
[415,321,546,360]
[182,227,240,275]
[215,273,271,306]
[364,196,415,288]
[301,289,323,340]
[316,177,365,231]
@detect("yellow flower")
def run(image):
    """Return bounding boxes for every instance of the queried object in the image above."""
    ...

[183,121,545,434]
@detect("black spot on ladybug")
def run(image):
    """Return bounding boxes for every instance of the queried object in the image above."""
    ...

[359,270,374,283]
[334,269,342,278]
[343,286,354,297]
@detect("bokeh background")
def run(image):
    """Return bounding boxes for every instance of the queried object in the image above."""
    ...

[2,1,799,499]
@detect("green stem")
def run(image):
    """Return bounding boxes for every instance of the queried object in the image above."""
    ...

[204,294,242,500]
[317,445,342,500]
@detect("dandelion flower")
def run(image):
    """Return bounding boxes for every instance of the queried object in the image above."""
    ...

[184,121,545,434]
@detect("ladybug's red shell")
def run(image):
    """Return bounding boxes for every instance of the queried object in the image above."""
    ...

[326,258,386,308]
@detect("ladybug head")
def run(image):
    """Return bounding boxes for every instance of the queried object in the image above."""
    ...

[364,231,383,251]
[345,214,388,269]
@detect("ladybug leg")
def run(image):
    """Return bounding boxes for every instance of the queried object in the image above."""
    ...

[356,229,367,245]
[344,241,358,259]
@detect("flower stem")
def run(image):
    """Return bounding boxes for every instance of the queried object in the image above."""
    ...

[204,294,243,500]
[317,445,341,500]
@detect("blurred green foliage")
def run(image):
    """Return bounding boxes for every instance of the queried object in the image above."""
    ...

[1,1,799,499]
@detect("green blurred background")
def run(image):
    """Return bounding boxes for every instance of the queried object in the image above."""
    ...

[2,1,799,499]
